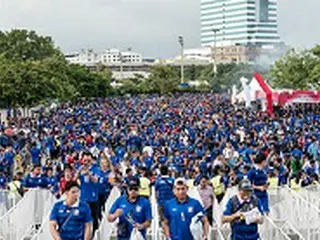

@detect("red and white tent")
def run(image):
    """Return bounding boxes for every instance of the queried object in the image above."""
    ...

[235,73,320,115]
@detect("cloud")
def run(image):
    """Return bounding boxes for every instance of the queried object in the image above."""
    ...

[0,0,319,58]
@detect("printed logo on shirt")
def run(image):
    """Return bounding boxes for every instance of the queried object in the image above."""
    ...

[172,208,177,212]
[84,176,89,183]
[136,205,142,213]
[188,207,193,213]
[74,209,80,216]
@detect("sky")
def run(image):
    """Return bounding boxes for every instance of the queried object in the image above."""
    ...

[0,0,319,58]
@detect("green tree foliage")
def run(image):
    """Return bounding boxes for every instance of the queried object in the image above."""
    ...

[0,29,113,108]
[147,65,180,94]
[271,46,320,90]
[117,65,179,94]
[0,29,60,61]
[3,28,320,106]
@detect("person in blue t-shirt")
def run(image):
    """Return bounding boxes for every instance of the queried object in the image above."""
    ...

[23,164,47,189]
[108,178,152,240]
[4,146,15,177]
[162,178,209,240]
[274,158,288,186]
[45,167,60,197]
[122,168,139,194]
[97,159,112,220]
[74,151,99,233]
[222,180,264,240]
[155,166,175,219]
[0,168,7,189]
[247,153,270,214]
[49,181,92,240]
[29,143,41,165]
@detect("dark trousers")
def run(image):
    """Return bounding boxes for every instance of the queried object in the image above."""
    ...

[216,193,225,203]
[98,194,109,220]
[206,206,213,226]
[88,201,100,234]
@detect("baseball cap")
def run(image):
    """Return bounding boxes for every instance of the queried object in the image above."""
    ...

[238,179,253,191]
[174,177,187,186]
[127,178,140,188]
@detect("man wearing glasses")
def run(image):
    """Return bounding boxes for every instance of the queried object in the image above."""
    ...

[108,178,152,240]
[222,179,264,240]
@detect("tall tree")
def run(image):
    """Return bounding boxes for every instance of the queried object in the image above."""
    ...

[0,29,60,61]
[271,48,319,90]
[147,65,180,94]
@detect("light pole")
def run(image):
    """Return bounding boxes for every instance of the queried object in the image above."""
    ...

[119,51,123,79]
[178,36,184,84]
[212,28,220,74]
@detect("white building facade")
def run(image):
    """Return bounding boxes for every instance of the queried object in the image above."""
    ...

[98,49,142,65]
[65,48,142,66]
[200,0,281,47]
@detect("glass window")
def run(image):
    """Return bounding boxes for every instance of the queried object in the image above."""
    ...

[259,0,269,22]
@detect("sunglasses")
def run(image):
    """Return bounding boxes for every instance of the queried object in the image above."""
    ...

[128,187,139,191]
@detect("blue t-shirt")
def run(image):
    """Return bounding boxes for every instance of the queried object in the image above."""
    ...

[155,176,175,207]
[223,196,264,240]
[277,164,287,185]
[23,174,47,188]
[47,176,59,193]
[4,152,14,167]
[158,156,169,165]
[163,197,205,240]
[97,169,111,196]
[30,147,41,165]
[79,170,99,202]
[49,200,92,240]
[109,196,152,239]
[247,167,268,198]
[0,174,7,189]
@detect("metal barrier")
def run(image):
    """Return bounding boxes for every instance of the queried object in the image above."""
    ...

[212,187,295,240]
[30,195,65,240]
[0,190,21,217]
[260,216,291,240]
[0,189,55,240]
[269,186,320,240]
[150,187,160,240]
[298,184,320,210]
[93,187,121,240]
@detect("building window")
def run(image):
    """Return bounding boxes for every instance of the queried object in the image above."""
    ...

[258,0,269,22]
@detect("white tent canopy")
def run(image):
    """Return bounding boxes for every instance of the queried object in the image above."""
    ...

[233,76,273,109]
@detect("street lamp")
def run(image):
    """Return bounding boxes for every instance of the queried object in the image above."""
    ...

[212,28,220,74]
[178,35,184,84]
[119,51,123,80]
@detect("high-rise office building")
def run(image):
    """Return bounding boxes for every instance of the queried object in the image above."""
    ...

[200,0,281,47]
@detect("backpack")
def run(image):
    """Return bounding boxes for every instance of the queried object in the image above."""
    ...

[230,195,259,225]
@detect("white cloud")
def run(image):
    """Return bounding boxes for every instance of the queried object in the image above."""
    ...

[0,0,319,57]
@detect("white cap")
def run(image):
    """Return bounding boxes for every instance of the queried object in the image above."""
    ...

[174,177,187,186]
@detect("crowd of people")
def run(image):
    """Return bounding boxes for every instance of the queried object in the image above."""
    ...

[0,94,319,239]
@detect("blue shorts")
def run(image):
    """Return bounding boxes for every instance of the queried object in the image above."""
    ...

[258,195,269,213]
